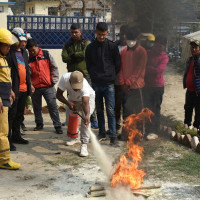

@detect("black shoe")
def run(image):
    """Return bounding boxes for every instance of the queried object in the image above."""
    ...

[34,124,43,131]
[55,126,63,134]
[21,124,28,131]
[117,134,128,141]
[110,137,120,147]
[12,137,29,144]
[10,143,16,151]
[106,130,110,135]
[97,134,107,141]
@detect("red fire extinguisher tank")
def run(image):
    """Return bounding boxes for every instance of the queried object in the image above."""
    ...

[67,113,80,138]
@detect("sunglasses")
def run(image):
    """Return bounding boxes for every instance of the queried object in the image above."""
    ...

[17,33,26,37]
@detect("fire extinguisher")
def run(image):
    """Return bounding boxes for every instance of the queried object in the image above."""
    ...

[67,113,80,138]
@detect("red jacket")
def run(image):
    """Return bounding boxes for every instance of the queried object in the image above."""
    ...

[145,50,169,87]
[119,45,147,89]
[29,48,59,88]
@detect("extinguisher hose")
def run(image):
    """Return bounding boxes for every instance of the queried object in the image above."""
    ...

[73,111,85,121]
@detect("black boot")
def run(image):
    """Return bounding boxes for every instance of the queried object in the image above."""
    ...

[110,137,120,147]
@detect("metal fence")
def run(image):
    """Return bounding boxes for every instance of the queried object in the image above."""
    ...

[7,15,116,49]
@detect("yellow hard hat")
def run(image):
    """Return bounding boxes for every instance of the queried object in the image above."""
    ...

[147,34,155,42]
[0,27,18,45]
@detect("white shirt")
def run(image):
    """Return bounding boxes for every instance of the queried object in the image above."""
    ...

[58,73,95,102]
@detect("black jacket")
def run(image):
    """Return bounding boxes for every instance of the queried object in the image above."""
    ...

[85,38,121,85]
[6,48,32,97]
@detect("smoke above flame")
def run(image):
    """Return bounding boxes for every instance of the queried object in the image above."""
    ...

[110,108,154,190]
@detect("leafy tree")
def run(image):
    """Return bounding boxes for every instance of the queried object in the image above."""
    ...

[112,0,198,35]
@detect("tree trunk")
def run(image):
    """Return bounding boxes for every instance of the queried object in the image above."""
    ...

[81,0,87,16]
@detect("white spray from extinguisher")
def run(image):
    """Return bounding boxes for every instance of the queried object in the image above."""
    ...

[88,128,112,179]
[88,128,144,200]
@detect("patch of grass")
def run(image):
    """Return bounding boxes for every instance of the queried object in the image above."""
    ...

[166,152,200,176]
[142,138,200,183]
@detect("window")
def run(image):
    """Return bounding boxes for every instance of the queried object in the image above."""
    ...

[32,7,34,14]
[74,12,80,17]
[0,6,4,13]
[48,7,58,16]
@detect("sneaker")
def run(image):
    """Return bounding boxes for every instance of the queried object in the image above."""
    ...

[10,142,16,151]
[66,138,81,146]
[91,121,98,129]
[0,160,21,170]
[97,134,107,141]
[20,127,25,136]
[34,124,43,131]
[80,144,88,157]
[12,137,29,144]
[110,137,120,147]
[55,126,63,134]
[62,121,66,126]
[189,125,193,129]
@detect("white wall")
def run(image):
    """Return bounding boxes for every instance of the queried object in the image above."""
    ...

[42,48,67,106]
[26,1,59,15]
[0,4,8,28]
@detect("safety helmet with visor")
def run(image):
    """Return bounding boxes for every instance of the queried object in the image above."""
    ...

[0,27,18,45]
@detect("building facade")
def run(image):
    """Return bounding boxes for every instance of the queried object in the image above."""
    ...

[0,0,15,28]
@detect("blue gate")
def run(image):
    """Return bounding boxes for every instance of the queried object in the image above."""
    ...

[7,15,99,49]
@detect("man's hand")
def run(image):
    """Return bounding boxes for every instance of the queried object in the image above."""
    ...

[84,114,90,128]
[11,90,15,101]
[67,101,75,110]
[121,84,130,93]
[31,85,35,93]
[10,90,15,105]
[0,102,4,113]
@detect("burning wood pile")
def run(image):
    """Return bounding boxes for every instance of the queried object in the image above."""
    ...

[87,108,161,199]
[86,183,161,198]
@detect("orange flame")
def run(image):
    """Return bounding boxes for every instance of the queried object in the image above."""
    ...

[110,108,154,189]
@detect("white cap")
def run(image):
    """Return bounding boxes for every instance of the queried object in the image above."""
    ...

[11,27,27,41]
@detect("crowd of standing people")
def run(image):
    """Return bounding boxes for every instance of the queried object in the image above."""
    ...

[1,20,182,170]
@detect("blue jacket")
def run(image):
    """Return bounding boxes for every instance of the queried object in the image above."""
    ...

[183,55,200,94]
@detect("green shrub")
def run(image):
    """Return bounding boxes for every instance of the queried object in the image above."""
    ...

[175,122,198,137]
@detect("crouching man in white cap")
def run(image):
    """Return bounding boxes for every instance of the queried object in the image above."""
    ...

[56,71,95,157]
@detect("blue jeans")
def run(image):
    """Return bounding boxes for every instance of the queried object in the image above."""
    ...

[92,83,116,138]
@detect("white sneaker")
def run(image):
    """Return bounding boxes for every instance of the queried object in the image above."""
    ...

[189,125,193,130]
[66,138,81,146]
[80,144,88,157]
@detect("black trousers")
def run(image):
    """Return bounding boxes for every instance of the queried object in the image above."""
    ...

[122,88,143,120]
[184,90,200,128]
[8,92,27,141]
[143,87,164,132]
